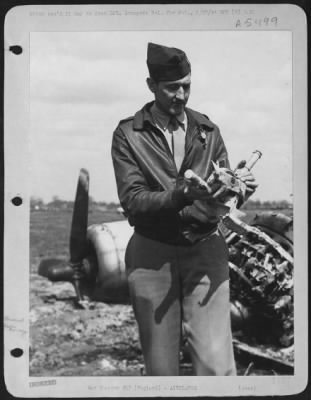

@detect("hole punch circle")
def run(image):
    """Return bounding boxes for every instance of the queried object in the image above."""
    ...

[9,45,23,55]
[11,197,23,206]
[10,348,23,358]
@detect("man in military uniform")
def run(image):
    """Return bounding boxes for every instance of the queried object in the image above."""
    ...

[111,43,257,375]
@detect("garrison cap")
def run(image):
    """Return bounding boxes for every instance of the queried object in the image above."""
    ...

[147,42,191,81]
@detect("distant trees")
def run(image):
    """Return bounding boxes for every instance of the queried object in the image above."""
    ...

[30,196,121,211]
[241,199,292,210]
[30,196,44,210]
[30,196,292,212]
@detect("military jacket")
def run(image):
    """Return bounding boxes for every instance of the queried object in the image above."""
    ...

[111,101,230,244]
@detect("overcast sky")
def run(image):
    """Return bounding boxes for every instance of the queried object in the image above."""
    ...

[30,30,292,203]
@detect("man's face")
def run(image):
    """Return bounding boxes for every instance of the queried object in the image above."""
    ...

[148,73,191,116]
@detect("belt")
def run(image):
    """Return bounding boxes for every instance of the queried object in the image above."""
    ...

[135,224,219,246]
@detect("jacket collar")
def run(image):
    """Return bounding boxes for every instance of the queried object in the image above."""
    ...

[133,102,154,130]
[133,101,214,131]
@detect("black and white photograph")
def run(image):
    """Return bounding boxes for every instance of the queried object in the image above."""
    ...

[4,3,308,397]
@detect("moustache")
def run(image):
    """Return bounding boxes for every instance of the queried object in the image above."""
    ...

[172,101,186,106]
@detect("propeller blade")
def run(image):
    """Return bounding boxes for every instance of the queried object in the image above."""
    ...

[69,168,90,306]
[38,258,73,282]
[70,168,89,263]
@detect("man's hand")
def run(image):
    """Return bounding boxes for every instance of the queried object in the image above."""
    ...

[183,182,214,202]
[234,160,258,196]
[183,171,225,202]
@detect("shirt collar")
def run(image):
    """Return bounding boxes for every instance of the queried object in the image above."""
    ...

[150,102,186,132]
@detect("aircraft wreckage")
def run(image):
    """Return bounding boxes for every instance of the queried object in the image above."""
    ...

[38,151,294,374]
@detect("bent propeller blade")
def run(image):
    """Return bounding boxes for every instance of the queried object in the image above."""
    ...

[69,168,89,305]
[38,258,74,282]
[70,168,89,263]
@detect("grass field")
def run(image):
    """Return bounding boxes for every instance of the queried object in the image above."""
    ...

[30,209,124,273]
[30,206,292,273]
[29,207,293,376]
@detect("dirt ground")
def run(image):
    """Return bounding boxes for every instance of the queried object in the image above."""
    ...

[30,209,293,376]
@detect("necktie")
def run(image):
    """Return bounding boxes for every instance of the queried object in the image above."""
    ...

[168,117,185,171]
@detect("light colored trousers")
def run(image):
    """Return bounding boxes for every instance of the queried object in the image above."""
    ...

[125,230,236,376]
